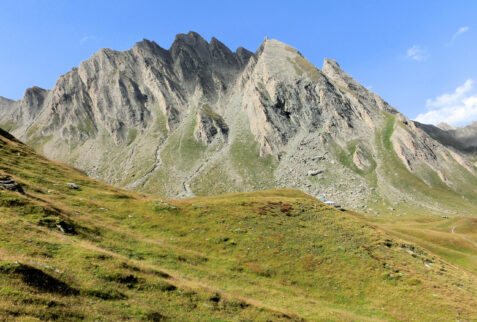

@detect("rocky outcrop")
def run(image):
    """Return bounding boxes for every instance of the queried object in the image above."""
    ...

[353,145,371,170]
[0,176,24,194]
[1,32,476,214]
[194,105,228,144]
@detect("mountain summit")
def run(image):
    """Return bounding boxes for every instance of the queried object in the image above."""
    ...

[1,32,476,214]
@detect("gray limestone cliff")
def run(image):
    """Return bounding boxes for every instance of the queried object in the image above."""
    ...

[1,32,477,215]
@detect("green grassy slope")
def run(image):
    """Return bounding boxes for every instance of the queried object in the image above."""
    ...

[0,128,476,321]
[363,114,477,275]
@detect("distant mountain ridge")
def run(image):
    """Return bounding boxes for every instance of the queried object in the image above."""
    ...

[416,121,477,154]
[1,31,477,214]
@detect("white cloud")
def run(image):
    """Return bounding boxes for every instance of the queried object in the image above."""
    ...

[406,45,428,62]
[415,79,477,126]
[426,79,473,108]
[452,26,469,40]
[447,27,470,46]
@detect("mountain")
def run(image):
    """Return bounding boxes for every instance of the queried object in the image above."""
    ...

[1,128,477,320]
[416,121,477,154]
[1,31,477,216]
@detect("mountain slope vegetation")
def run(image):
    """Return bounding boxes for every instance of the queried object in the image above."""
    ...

[1,129,476,321]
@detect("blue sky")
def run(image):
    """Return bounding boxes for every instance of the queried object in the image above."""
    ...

[1,0,476,125]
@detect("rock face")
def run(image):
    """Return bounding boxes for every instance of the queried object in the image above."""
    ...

[194,104,229,144]
[1,31,477,214]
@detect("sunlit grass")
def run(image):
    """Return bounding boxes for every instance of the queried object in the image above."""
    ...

[0,129,476,320]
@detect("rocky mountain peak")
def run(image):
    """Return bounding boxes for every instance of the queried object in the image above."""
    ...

[22,86,48,105]
[235,46,254,65]
[250,38,311,81]
[172,31,208,47]
[1,31,476,213]
[170,31,210,64]
[209,36,226,50]
[166,31,251,97]
[208,36,240,67]
[256,38,296,56]
[133,38,166,54]
[437,122,456,131]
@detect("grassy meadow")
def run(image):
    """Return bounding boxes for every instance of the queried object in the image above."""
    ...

[0,128,476,320]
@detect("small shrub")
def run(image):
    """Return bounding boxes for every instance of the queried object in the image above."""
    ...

[104,272,139,287]
[209,293,221,303]
[86,288,126,300]
[0,196,26,207]
[146,312,168,321]
[0,262,78,295]
[155,280,177,292]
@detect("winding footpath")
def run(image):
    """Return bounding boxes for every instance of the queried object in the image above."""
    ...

[451,225,477,248]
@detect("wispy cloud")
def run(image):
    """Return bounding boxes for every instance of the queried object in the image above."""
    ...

[451,26,469,41]
[80,35,98,45]
[415,79,477,126]
[446,26,470,46]
[406,45,428,62]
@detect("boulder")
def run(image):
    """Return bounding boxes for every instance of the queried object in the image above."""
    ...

[67,182,79,190]
[307,169,323,176]
[0,176,24,194]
